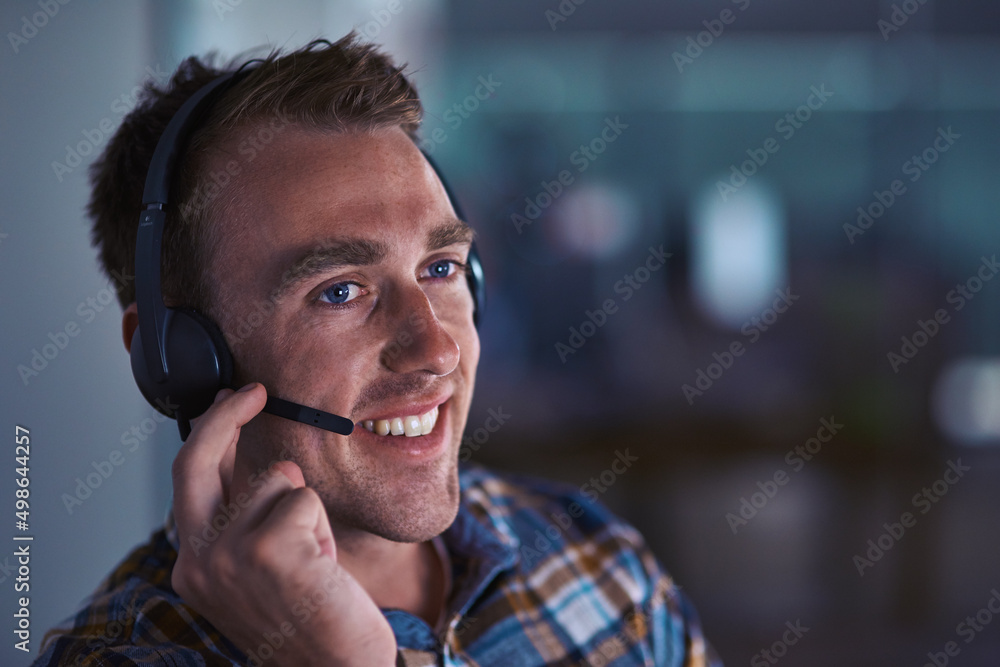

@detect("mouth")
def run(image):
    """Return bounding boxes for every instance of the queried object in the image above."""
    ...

[360,405,440,438]
[353,398,451,461]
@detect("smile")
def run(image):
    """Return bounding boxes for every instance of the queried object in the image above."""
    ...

[361,405,440,437]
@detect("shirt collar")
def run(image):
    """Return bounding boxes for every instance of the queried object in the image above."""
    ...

[436,466,521,619]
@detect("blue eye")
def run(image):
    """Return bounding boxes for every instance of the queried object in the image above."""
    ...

[428,260,458,278]
[319,282,361,305]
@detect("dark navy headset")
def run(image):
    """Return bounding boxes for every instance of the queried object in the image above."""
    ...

[130,65,485,440]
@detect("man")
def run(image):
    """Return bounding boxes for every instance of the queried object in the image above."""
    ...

[35,34,719,666]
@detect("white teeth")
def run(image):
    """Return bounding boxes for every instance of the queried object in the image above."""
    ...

[420,408,435,435]
[404,416,422,437]
[363,406,440,438]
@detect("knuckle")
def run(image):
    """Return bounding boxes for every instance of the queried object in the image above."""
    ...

[244,538,282,576]
[277,486,323,518]
[170,453,189,485]
[205,551,239,589]
[170,438,211,483]
[171,560,205,601]
[287,485,318,505]
[299,485,325,507]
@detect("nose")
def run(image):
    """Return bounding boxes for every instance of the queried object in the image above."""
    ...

[380,286,460,376]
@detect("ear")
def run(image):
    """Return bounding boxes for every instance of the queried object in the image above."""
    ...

[122,302,138,354]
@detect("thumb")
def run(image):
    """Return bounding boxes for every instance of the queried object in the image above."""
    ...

[271,461,333,558]
[271,459,306,488]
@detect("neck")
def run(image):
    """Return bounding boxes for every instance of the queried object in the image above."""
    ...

[335,526,447,628]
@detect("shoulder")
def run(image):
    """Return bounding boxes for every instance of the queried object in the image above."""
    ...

[458,462,663,594]
[460,461,649,542]
[456,463,720,665]
[32,530,239,666]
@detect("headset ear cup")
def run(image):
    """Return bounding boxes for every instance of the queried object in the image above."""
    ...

[180,307,234,387]
[130,307,233,422]
[467,240,485,328]
[421,151,485,328]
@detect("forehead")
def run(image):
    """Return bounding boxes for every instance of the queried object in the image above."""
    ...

[196,125,470,310]
[219,125,444,229]
[206,125,460,253]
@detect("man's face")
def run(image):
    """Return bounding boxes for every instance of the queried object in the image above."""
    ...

[202,125,480,543]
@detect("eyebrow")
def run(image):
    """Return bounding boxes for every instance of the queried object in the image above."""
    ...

[428,217,475,251]
[271,218,475,302]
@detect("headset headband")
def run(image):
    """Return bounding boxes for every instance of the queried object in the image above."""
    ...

[136,69,253,384]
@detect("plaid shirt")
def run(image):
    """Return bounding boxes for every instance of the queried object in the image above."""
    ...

[34,463,720,666]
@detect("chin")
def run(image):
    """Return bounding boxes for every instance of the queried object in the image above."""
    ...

[381,460,462,542]
[321,453,463,543]
[380,496,461,543]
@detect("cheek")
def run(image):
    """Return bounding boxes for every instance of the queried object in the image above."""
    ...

[269,322,382,394]
[443,290,479,358]
[465,330,481,371]
[223,312,307,389]
[457,324,481,390]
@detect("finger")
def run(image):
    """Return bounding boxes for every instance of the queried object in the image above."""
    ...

[253,485,338,563]
[172,383,267,546]
[258,465,336,560]
[230,459,308,534]
[217,416,237,505]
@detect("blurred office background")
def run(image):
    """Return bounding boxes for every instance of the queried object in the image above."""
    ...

[2,0,1000,664]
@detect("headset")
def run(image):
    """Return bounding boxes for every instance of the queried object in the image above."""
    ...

[131,65,485,441]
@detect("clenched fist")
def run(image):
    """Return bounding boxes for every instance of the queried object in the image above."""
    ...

[170,383,398,667]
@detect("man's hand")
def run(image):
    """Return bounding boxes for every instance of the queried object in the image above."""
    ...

[170,383,397,667]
